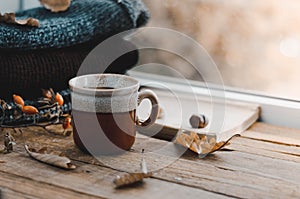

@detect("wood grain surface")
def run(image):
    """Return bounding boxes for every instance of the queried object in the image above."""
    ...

[0,122,299,198]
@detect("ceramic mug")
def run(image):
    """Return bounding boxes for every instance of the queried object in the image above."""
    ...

[69,74,159,155]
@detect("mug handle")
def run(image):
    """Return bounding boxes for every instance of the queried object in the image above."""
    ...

[136,89,159,127]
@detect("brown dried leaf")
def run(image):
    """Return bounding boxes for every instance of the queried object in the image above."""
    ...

[24,145,76,170]
[209,137,216,145]
[0,13,39,27]
[175,132,193,148]
[113,172,152,188]
[190,131,200,142]
[0,160,5,163]
[114,149,152,188]
[39,0,71,12]
[174,131,229,155]
[200,141,213,154]
[190,141,202,154]
[210,141,229,153]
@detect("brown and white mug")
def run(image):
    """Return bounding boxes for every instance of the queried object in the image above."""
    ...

[69,74,159,155]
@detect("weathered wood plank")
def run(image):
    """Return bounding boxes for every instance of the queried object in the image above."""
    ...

[0,152,228,199]
[2,124,300,199]
[2,148,298,199]
[244,123,300,146]
[165,152,300,197]
[85,148,300,199]
[2,126,300,198]
[180,149,300,184]
[0,186,36,199]
[231,136,300,156]
[6,126,293,181]
[223,137,300,163]
[0,171,103,199]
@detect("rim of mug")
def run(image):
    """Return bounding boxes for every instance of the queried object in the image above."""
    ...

[69,73,139,96]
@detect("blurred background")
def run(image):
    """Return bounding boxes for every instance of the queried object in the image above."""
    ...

[2,0,300,100]
[137,0,300,100]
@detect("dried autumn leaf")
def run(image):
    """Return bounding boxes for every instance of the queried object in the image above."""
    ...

[174,131,230,155]
[114,149,152,188]
[24,145,76,170]
[0,13,39,27]
[175,133,193,148]
[210,141,228,153]
[190,141,202,154]
[200,141,213,154]
[114,172,152,188]
[190,131,202,145]
[39,0,71,12]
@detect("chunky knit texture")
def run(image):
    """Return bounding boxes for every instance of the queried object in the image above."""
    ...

[0,0,149,50]
[0,0,149,100]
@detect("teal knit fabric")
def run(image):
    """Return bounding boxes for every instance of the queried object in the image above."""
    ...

[0,0,149,50]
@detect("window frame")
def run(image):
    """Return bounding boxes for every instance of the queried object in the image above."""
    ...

[129,70,300,130]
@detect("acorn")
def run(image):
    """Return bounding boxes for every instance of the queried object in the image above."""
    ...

[189,114,209,129]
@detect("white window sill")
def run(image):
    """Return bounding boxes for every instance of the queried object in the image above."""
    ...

[129,70,300,130]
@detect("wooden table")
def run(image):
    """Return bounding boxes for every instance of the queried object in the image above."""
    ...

[0,122,300,199]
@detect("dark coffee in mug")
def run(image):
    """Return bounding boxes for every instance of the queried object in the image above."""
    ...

[72,110,136,154]
[84,87,115,90]
[69,74,159,155]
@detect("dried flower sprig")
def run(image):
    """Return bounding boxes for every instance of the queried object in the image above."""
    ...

[0,89,72,133]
